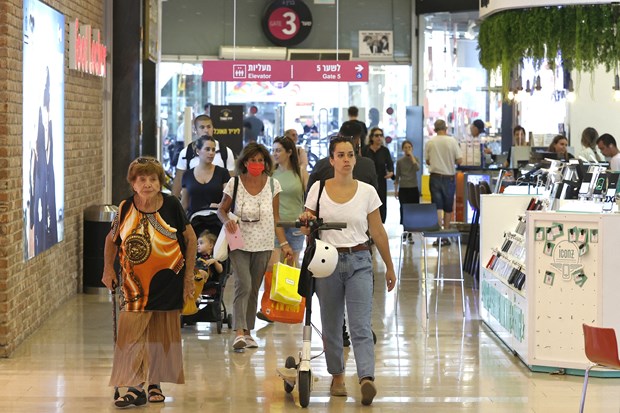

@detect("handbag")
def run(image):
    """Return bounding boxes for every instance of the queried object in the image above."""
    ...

[260,270,305,324]
[213,177,239,261]
[213,212,239,261]
[182,270,207,316]
[270,261,302,305]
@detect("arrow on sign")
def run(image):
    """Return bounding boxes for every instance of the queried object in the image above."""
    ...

[355,64,364,72]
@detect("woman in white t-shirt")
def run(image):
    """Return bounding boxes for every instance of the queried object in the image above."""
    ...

[299,136,396,406]
[218,143,293,350]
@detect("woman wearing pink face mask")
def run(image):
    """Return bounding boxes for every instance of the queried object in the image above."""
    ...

[217,143,292,350]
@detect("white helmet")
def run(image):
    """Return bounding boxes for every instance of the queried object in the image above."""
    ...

[308,240,339,278]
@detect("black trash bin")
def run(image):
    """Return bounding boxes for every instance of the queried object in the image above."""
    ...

[83,205,118,294]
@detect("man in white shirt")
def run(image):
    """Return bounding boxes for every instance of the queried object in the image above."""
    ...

[425,119,463,245]
[596,133,620,171]
[172,114,236,197]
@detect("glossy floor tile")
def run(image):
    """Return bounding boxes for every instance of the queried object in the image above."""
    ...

[1,198,619,412]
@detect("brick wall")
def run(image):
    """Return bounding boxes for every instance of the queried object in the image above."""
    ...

[0,0,105,356]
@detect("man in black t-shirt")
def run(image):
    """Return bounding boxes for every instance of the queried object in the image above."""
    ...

[348,106,368,143]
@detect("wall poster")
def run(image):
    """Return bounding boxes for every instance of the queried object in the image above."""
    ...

[358,30,393,59]
[23,0,65,260]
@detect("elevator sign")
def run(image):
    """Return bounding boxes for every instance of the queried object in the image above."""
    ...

[202,60,368,82]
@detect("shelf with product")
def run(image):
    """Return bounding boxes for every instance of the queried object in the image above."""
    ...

[480,193,620,377]
[479,194,538,361]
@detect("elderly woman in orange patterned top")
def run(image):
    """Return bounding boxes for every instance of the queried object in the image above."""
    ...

[102,156,196,408]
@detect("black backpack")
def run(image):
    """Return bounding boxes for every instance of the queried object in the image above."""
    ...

[183,138,229,169]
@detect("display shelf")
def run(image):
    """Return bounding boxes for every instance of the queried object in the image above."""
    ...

[482,267,526,297]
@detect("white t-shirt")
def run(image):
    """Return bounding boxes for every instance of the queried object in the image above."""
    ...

[304,181,381,248]
[223,176,282,252]
[175,140,235,171]
[610,153,620,171]
[425,134,462,175]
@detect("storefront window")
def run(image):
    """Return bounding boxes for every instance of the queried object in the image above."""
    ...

[421,11,491,140]
[159,61,412,170]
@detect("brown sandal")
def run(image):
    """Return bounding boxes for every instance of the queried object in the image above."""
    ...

[147,384,165,403]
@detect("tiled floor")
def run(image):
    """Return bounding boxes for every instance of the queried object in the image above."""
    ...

[1,199,619,412]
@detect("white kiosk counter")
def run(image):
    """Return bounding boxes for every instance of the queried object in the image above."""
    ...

[480,194,620,376]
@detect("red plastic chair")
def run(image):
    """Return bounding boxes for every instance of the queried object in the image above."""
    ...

[580,324,620,413]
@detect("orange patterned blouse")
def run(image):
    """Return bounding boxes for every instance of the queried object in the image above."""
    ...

[111,194,189,311]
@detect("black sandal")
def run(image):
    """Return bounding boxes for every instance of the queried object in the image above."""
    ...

[148,384,165,403]
[114,387,146,408]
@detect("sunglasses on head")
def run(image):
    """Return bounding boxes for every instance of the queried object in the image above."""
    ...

[330,135,354,143]
[136,157,160,164]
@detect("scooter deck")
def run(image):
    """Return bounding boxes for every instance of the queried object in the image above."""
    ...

[276,367,297,385]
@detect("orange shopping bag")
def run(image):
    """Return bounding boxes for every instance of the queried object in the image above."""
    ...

[260,271,305,324]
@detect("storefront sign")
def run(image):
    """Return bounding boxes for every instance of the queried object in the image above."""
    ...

[211,105,244,156]
[68,18,107,77]
[480,0,613,19]
[202,60,368,82]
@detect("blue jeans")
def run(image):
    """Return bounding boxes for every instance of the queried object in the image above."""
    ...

[315,250,374,380]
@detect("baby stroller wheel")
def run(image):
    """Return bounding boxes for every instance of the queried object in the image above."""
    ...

[216,320,223,334]
[284,356,296,393]
[226,313,232,328]
[298,370,311,408]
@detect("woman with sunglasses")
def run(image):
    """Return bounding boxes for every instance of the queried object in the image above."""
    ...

[362,127,394,223]
[299,136,396,405]
[180,136,231,217]
[101,156,196,407]
[217,143,293,350]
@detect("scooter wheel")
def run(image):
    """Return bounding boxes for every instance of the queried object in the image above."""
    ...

[284,356,296,393]
[298,370,311,408]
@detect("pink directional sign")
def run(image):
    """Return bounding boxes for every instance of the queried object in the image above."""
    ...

[202,60,368,82]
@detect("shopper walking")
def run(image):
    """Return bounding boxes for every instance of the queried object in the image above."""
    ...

[300,135,396,406]
[180,136,231,217]
[102,156,196,407]
[394,139,420,241]
[217,143,292,350]
[362,127,394,223]
[425,119,463,246]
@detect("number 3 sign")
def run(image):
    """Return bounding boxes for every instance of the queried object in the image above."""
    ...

[262,0,313,47]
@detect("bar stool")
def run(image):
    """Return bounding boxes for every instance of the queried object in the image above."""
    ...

[463,181,478,274]
[398,203,465,318]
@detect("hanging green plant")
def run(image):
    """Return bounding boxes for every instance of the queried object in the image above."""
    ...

[478,4,620,96]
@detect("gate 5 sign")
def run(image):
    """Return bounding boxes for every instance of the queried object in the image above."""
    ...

[202,60,368,82]
[262,0,313,47]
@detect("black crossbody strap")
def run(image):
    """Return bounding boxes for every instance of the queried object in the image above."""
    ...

[231,176,239,214]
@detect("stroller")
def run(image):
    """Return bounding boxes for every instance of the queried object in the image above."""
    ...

[181,209,232,333]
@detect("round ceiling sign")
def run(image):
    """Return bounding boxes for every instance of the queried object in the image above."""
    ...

[262,0,313,47]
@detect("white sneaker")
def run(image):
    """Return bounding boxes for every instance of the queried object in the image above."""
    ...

[244,335,258,348]
[232,335,246,349]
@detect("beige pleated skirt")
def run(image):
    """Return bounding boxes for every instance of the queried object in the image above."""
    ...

[109,310,185,387]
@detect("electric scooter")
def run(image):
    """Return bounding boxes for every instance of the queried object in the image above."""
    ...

[276,218,345,408]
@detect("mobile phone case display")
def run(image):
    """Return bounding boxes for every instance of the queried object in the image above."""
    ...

[526,211,620,376]
[479,194,536,361]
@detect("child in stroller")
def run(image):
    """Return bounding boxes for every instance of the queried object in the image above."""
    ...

[181,211,232,333]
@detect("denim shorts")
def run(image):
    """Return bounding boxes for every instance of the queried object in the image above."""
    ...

[429,174,456,213]
[275,227,305,252]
